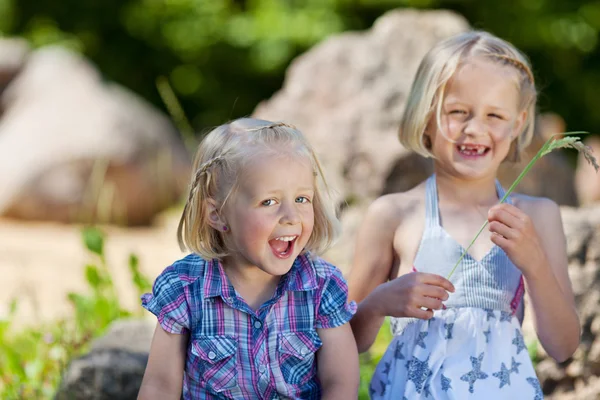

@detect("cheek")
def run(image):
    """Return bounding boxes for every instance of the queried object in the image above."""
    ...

[244,215,272,237]
[302,208,315,232]
[491,124,514,141]
[438,117,463,139]
[231,211,270,242]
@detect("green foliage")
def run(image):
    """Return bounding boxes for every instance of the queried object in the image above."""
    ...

[358,320,394,399]
[3,0,599,136]
[0,227,151,399]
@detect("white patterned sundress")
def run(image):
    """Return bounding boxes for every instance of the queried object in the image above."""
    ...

[369,175,543,400]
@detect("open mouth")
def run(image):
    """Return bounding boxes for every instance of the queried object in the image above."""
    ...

[268,235,297,259]
[456,144,490,157]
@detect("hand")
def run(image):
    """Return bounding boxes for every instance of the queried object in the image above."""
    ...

[371,272,455,320]
[488,203,547,277]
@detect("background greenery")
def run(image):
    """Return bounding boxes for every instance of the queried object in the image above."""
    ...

[0,0,597,135]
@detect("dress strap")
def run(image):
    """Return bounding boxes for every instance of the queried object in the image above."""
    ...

[495,179,512,205]
[425,175,439,228]
[496,179,522,313]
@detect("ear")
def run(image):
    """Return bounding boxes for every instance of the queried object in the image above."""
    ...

[512,109,528,140]
[205,198,227,232]
[422,133,432,149]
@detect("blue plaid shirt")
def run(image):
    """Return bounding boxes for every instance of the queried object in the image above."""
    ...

[142,253,356,399]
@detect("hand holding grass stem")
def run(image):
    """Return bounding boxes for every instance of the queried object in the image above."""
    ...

[446,132,598,280]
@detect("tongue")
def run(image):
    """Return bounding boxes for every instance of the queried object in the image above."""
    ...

[269,239,289,254]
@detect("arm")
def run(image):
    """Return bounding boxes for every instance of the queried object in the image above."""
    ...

[138,323,188,400]
[317,323,359,400]
[347,196,455,353]
[488,199,579,362]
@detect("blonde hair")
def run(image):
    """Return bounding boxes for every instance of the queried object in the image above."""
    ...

[400,30,537,161]
[177,118,340,259]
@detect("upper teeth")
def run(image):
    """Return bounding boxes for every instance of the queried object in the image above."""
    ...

[460,145,485,154]
[276,236,295,241]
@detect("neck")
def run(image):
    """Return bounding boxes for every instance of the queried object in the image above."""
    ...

[434,168,499,206]
[221,258,281,310]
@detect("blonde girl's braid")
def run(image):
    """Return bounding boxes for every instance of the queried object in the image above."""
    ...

[177,154,227,251]
[184,155,226,209]
[245,121,298,132]
[490,53,535,85]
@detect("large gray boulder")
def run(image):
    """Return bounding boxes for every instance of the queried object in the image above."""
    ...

[0,42,190,226]
[56,319,155,400]
[254,9,470,206]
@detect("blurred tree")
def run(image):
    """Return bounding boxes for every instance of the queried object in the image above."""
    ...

[2,0,599,137]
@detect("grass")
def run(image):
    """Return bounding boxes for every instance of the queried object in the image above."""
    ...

[0,227,151,399]
[358,321,393,399]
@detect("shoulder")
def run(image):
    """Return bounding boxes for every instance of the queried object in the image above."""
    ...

[305,254,343,280]
[364,181,427,228]
[511,193,563,230]
[298,254,349,294]
[511,193,560,218]
[162,253,209,288]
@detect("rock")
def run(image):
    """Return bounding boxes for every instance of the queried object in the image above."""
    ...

[254,10,577,211]
[528,205,600,398]
[575,135,600,206]
[254,9,470,207]
[0,38,30,87]
[0,45,190,226]
[56,319,154,400]
[254,9,577,273]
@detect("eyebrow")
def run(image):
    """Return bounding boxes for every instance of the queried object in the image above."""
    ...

[444,100,510,112]
[260,187,315,195]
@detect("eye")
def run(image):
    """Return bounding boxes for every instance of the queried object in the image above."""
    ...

[261,199,276,206]
[449,109,467,115]
[295,196,311,204]
[489,113,503,119]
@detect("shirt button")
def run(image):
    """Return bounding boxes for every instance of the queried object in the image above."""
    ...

[207,351,216,360]
[258,364,266,373]
[300,346,309,356]
[254,320,262,329]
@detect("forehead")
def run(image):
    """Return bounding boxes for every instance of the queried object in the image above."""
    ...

[444,58,521,109]
[238,152,314,193]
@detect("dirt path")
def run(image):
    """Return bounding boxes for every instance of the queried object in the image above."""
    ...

[0,210,353,330]
[0,212,185,329]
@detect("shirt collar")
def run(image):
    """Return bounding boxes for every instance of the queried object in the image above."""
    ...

[202,253,318,299]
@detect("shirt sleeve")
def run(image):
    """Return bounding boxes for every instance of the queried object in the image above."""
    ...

[315,266,357,329]
[141,265,191,334]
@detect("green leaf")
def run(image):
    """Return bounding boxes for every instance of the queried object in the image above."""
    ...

[82,227,104,257]
[129,253,152,294]
[84,265,101,289]
[8,298,17,316]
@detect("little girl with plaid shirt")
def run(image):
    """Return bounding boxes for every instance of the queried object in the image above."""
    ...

[138,118,359,400]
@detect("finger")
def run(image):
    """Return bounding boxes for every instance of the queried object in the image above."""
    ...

[420,285,451,301]
[490,202,523,217]
[488,207,524,229]
[419,296,444,310]
[491,231,511,251]
[488,220,516,240]
[406,306,434,320]
[416,272,455,293]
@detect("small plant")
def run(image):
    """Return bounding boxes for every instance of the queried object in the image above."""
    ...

[358,320,393,400]
[0,227,151,399]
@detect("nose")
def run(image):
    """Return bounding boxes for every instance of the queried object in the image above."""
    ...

[463,115,486,137]
[280,201,301,225]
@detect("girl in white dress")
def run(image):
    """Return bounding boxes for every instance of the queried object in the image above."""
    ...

[348,30,580,399]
